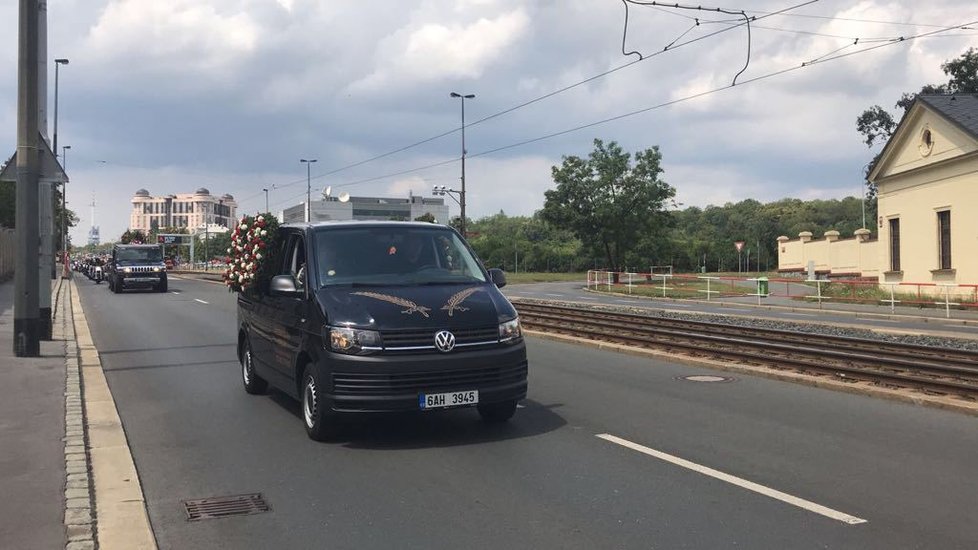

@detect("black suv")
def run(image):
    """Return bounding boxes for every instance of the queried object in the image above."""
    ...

[237,221,528,441]
[108,244,168,293]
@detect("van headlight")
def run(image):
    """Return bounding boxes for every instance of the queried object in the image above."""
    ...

[326,326,382,355]
[498,317,522,343]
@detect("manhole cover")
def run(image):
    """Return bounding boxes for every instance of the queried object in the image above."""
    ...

[183,493,269,521]
[677,375,735,383]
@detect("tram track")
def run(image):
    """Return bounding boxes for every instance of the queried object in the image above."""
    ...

[514,301,978,400]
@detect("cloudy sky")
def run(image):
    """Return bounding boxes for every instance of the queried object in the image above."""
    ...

[2,0,976,244]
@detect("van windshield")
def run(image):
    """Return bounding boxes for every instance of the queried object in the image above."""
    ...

[314,227,487,287]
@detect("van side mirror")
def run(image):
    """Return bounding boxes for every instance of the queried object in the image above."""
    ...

[488,268,507,288]
[270,274,300,295]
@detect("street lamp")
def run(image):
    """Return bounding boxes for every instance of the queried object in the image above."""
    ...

[300,158,318,222]
[262,188,269,214]
[449,92,474,238]
[61,145,70,257]
[53,58,69,156]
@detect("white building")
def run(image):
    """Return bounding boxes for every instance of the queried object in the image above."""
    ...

[129,188,237,232]
[283,194,449,224]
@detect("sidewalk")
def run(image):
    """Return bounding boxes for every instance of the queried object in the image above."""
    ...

[0,279,67,548]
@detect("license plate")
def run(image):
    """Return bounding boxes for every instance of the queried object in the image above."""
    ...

[419,390,479,410]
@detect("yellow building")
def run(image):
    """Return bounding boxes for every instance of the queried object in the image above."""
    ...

[869,94,978,291]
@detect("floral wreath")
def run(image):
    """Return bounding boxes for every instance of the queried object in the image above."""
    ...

[224,213,280,292]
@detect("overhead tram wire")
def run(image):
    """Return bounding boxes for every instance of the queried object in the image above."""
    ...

[466,19,978,159]
[236,0,818,211]
[289,17,974,198]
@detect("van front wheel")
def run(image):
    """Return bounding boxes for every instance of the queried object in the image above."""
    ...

[302,369,338,441]
[478,399,518,423]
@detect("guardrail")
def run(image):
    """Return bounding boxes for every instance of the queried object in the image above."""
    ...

[584,269,978,318]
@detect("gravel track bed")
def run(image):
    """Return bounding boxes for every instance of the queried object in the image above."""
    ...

[513,298,978,352]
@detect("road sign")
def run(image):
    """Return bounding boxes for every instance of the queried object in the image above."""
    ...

[734,241,745,251]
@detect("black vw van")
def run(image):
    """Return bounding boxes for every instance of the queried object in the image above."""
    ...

[236,221,527,441]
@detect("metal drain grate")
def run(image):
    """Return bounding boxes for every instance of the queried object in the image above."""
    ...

[183,493,270,521]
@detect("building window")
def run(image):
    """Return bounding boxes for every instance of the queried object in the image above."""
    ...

[889,218,901,272]
[937,210,951,270]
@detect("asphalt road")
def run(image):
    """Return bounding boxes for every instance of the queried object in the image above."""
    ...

[76,275,978,549]
[504,281,978,338]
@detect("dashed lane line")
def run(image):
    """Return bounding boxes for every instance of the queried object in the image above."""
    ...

[597,433,867,525]
[194,299,209,304]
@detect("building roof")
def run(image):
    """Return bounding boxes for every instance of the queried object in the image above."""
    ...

[917,94,978,140]
[868,93,978,183]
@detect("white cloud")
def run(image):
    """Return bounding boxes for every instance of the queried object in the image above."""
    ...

[84,0,260,84]
[349,8,529,92]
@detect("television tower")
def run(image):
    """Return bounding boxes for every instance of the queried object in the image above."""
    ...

[87,193,100,246]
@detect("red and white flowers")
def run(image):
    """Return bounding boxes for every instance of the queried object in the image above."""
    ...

[224,213,279,292]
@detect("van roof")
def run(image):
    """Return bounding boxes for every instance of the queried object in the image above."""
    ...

[282,220,451,230]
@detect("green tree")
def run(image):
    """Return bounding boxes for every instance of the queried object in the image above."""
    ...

[414,212,437,223]
[120,229,147,244]
[856,48,978,192]
[541,139,675,271]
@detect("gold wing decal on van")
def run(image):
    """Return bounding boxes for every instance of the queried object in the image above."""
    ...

[351,292,431,318]
[441,287,481,317]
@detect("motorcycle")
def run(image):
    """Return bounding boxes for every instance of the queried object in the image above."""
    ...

[93,265,103,284]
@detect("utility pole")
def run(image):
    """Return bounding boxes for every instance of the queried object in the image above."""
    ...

[300,159,317,222]
[262,188,268,214]
[450,92,474,238]
[14,0,41,356]
[36,0,54,338]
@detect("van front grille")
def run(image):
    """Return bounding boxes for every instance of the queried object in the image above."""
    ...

[332,362,527,397]
[380,326,499,352]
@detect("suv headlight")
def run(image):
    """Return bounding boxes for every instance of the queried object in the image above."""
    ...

[123,267,132,274]
[498,317,522,343]
[326,326,382,355]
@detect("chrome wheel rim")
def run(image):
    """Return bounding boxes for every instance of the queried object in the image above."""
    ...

[242,348,252,385]
[303,376,317,429]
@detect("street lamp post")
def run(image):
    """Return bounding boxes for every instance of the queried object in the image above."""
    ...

[449,92,474,238]
[262,188,269,214]
[53,58,68,157]
[61,144,70,256]
[300,158,317,223]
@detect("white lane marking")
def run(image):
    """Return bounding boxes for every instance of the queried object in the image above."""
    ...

[544,293,565,297]
[782,312,815,317]
[663,303,690,308]
[857,318,900,323]
[724,308,753,312]
[170,291,180,294]
[578,296,598,300]
[596,434,867,525]
[516,404,526,409]
[194,298,209,304]
[616,299,641,303]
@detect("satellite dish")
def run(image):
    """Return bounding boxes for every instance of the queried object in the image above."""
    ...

[338,192,350,203]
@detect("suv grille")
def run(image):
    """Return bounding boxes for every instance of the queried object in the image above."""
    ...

[332,362,527,397]
[124,265,160,273]
[381,326,498,353]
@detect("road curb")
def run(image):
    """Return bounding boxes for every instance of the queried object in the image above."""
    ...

[524,329,978,418]
[69,279,158,549]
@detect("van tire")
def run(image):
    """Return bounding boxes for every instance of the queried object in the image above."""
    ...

[302,368,338,441]
[478,399,518,423]
[241,339,268,395]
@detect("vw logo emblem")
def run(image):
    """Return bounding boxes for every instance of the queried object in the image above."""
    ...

[434,330,456,353]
